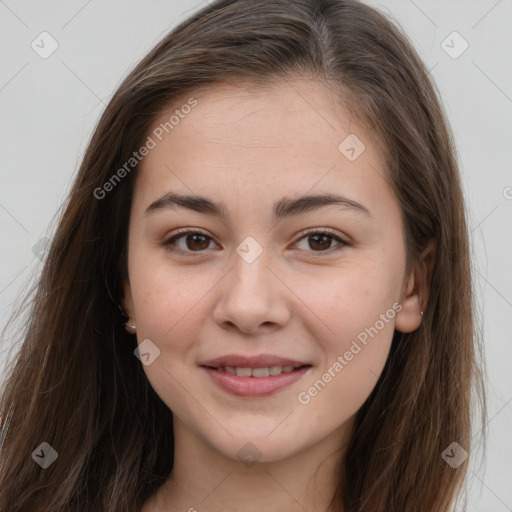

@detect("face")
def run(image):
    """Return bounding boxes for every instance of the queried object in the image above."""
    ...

[121,78,422,464]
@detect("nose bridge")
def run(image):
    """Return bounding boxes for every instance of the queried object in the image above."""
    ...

[212,234,291,332]
[229,234,275,302]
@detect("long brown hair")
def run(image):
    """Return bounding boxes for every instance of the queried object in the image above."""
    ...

[0,0,486,510]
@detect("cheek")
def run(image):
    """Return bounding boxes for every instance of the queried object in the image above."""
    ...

[296,296,396,430]
[294,262,398,399]
[293,261,400,340]
[129,253,213,340]
[129,263,207,411]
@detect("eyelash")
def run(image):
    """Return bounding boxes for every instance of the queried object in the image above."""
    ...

[162,227,348,258]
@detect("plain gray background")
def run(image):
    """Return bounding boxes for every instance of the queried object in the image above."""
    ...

[0,1,511,510]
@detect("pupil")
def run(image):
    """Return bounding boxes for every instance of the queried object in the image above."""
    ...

[310,235,330,250]
[187,234,208,250]
[184,234,332,251]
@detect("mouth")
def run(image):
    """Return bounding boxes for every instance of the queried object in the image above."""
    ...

[202,364,311,378]
[199,357,312,397]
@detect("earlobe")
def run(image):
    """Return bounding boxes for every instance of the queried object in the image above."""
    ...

[395,273,422,334]
[120,280,137,334]
[395,239,436,334]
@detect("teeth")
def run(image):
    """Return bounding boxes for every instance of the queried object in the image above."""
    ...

[235,367,252,377]
[269,365,283,376]
[252,367,270,378]
[217,365,302,377]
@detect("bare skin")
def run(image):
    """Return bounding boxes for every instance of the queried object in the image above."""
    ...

[122,78,433,512]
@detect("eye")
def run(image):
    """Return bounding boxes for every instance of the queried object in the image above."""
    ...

[293,228,348,254]
[162,227,348,257]
[163,228,218,257]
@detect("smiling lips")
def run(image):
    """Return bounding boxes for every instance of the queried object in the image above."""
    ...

[200,354,312,397]
[217,365,299,377]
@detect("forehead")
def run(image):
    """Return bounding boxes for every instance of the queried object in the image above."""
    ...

[134,79,391,215]
[148,79,360,147]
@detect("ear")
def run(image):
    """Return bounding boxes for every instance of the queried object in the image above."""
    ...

[395,239,436,333]
[120,278,136,322]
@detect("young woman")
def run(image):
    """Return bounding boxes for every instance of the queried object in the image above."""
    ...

[0,0,486,510]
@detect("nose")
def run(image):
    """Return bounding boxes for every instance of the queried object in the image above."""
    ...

[212,247,292,335]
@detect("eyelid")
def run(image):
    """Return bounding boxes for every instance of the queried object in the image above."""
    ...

[163,227,348,256]
[163,227,219,257]
[292,227,348,255]
[294,227,346,242]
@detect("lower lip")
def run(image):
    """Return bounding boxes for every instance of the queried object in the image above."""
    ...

[202,366,311,397]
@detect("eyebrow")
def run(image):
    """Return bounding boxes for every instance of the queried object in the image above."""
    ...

[145,191,371,219]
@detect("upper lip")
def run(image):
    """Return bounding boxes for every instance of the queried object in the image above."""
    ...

[200,354,311,369]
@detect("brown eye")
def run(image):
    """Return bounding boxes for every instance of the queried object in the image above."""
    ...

[163,228,347,258]
[294,229,347,253]
[163,230,217,256]
[183,233,210,251]
[307,234,334,251]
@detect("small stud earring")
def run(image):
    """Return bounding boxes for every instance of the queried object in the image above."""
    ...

[125,322,136,334]
[420,311,424,316]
